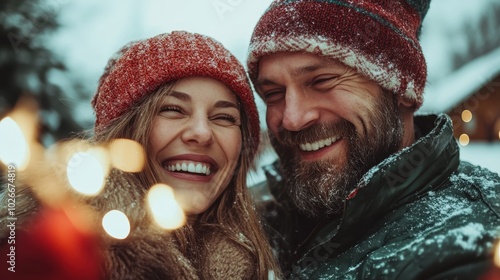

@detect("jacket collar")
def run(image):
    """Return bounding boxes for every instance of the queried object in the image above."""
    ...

[313,113,461,245]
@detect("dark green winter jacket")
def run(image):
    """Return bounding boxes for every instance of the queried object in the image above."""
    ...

[259,114,500,279]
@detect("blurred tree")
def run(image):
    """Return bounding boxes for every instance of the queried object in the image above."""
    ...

[0,0,82,144]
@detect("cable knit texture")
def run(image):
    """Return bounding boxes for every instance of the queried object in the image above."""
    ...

[247,0,432,109]
[201,231,256,279]
[92,31,260,153]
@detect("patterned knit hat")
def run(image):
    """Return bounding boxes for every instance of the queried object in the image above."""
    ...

[92,31,260,154]
[247,0,431,109]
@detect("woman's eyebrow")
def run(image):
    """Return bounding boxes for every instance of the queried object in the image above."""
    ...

[214,100,239,109]
[169,90,238,109]
[169,90,191,101]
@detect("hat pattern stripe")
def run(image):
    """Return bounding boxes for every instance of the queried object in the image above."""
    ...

[248,35,416,100]
[274,0,420,50]
[248,0,429,109]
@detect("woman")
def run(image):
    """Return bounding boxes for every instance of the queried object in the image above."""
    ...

[91,30,280,279]
[0,31,279,279]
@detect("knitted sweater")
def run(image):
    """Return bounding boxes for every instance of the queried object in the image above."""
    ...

[0,169,255,279]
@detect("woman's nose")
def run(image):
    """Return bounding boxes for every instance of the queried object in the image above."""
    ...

[181,116,214,146]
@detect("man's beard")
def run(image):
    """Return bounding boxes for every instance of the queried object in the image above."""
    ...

[270,92,404,217]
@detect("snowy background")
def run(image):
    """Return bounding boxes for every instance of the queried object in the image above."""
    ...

[42,0,499,184]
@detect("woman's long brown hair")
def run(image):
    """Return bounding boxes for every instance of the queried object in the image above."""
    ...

[91,82,281,279]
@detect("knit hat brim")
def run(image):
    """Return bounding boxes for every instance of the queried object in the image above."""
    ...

[247,1,427,108]
[92,31,260,156]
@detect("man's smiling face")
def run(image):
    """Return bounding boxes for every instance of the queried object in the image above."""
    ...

[256,52,405,216]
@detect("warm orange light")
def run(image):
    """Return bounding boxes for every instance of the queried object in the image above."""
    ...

[0,95,40,170]
[147,184,185,230]
[0,117,30,168]
[102,210,130,239]
[495,243,500,268]
[459,134,470,146]
[66,147,109,196]
[461,110,472,123]
[108,138,145,172]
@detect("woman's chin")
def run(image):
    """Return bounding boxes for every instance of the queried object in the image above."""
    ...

[176,194,211,216]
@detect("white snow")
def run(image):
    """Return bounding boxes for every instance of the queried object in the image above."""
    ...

[459,142,500,176]
[419,0,500,113]
[419,47,500,113]
[449,223,485,250]
[420,0,500,84]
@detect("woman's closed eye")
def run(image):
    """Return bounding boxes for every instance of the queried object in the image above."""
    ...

[159,105,185,117]
[159,105,239,126]
[210,113,240,126]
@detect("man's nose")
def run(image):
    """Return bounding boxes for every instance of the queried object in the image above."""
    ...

[282,88,320,132]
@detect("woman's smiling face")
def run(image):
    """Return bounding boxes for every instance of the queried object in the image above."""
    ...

[148,76,242,215]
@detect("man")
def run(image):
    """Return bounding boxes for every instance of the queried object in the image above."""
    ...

[246,0,500,279]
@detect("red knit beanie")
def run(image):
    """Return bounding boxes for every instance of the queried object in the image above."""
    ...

[247,0,431,109]
[92,31,260,154]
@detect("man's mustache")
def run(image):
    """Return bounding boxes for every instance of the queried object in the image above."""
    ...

[275,120,354,147]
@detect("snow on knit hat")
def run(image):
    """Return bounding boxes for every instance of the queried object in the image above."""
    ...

[92,31,260,154]
[247,0,431,109]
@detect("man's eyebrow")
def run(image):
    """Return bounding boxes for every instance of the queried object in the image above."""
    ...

[290,63,326,77]
[255,78,277,87]
[255,61,330,87]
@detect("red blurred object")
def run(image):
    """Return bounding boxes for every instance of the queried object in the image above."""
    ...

[0,207,103,280]
[478,266,500,280]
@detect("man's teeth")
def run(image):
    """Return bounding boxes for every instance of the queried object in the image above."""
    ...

[167,162,211,175]
[299,136,338,152]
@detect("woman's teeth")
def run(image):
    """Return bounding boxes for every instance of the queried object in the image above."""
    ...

[299,136,338,152]
[166,162,211,175]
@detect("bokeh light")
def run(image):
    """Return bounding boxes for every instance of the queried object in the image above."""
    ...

[66,150,107,196]
[102,210,130,239]
[495,242,500,268]
[461,110,472,123]
[147,184,185,230]
[0,117,30,168]
[108,138,145,172]
[459,134,470,146]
